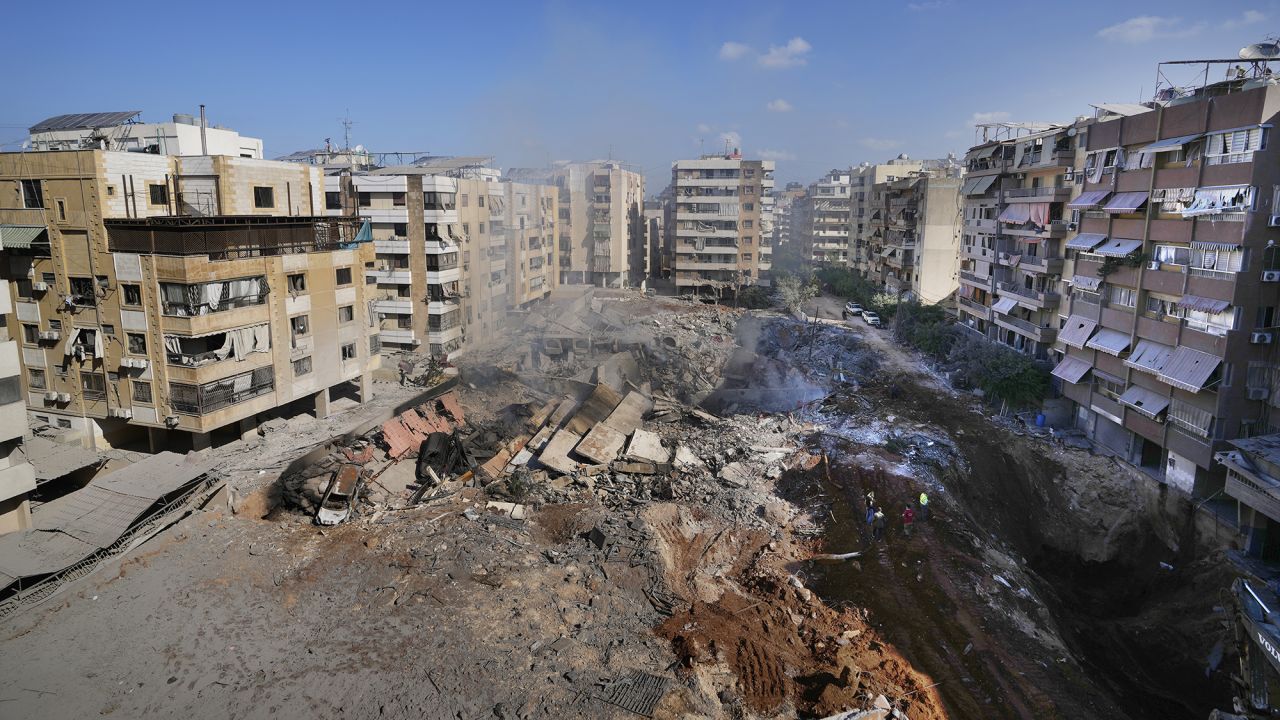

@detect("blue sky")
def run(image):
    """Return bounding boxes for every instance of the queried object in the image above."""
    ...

[1,0,1274,191]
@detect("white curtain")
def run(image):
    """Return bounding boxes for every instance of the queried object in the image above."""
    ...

[200,282,224,315]
[163,336,183,355]
[63,328,82,356]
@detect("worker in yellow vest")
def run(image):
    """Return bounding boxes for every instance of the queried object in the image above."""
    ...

[918,492,930,521]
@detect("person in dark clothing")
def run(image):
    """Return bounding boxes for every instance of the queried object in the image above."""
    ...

[872,508,886,541]
[902,503,916,537]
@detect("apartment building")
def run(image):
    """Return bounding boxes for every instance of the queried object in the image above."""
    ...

[0,280,34,534]
[863,169,963,304]
[0,150,380,451]
[957,123,1085,358]
[540,162,645,288]
[668,153,774,294]
[28,110,263,158]
[772,182,805,247]
[490,180,558,310]
[1044,75,1280,504]
[849,157,923,274]
[795,170,851,265]
[644,199,664,283]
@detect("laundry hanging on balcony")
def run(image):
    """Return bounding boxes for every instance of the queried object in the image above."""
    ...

[1181,185,1253,218]
[1026,203,1051,228]
[997,204,1031,224]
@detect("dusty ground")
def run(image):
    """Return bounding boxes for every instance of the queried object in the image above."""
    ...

[0,291,1236,719]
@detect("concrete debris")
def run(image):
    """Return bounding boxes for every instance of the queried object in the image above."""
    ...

[626,429,671,464]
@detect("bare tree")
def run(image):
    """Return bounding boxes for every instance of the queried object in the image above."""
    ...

[774,273,817,314]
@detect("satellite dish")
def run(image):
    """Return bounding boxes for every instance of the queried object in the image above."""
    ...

[1240,42,1280,60]
[1067,127,1077,137]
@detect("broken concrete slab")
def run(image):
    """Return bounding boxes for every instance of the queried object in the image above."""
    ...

[601,391,653,435]
[674,446,706,469]
[718,461,753,488]
[485,501,527,520]
[611,461,659,475]
[566,385,624,435]
[575,424,627,465]
[626,429,670,464]
[538,429,582,475]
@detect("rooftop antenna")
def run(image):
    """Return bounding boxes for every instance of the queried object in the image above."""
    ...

[340,110,355,151]
[1240,39,1280,61]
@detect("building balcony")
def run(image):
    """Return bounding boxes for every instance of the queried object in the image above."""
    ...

[1002,186,1073,202]
[992,313,1058,344]
[422,209,459,225]
[1016,254,1064,275]
[676,227,737,238]
[160,302,271,338]
[1002,221,1069,239]
[165,350,274,386]
[169,367,274,417]
[379,329,418,345]
[998,281,1060,309]
[374,238,410,254]
[677,260,738,271]
[361,207,409,224]
[427,325,463,345]
[106,215,365,259]
[426,297,461,315]
[958,296,990,320]
[369,268,413,285]
[959,270,991,287]
[964,218,998,233]
[374,299,414,315]
[962,244,995,261]
[424,238,458,255]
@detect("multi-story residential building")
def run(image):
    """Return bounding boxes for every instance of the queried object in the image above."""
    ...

[0,150,380,451]
[536,162,644,288]
[849,156,924,274]
[1045,71,1280,502]
[28,110,263,158]
[644,199,664,284]
[668,153,774,295]
[795,170,851,265]
[0,280,34,534]
[864,169,963,304]
[772,182,805,248]
[490,180,558,310]
[957,122,1085,358]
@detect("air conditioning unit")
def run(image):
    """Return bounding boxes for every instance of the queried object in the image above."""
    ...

[38,330,60,341]
[43,391,58,402]
[107,408,133,418]
[32,282,48,292]
[1248,387,1271,401]
[1264,270,1280,283]
[1147,261,1161,270]
[120,357,148,369]
[1251,331,1273,344]
[1269,215,1280,227]
[55,392,71,403]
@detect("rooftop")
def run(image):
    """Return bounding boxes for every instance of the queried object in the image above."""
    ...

[29,110,141,133]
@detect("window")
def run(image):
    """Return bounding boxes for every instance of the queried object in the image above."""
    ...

[393,192,406,207]
[69,277,96,306]
[336,267,353,286]
[132,380,152,404]
[370,335,382,355]
[1258,306,1276,329]
[293,356,312,376]
[81,372,106,400]
[41,272,54,285]
[1205,127,1267,165]
[28,369,46,390]
[15,279,31,298]
[461,194,469,207]
[325,191,343,210]
[479,222,486,234]
[462,222,470,236]
[743,220,753,228]
[56,199,66,221]
[1152,245,1190,267]
[338,305,354,323]
[253,186,274,208]
[393,223,407,237]
[358,192,371,207]
[744,169,755,177]
[106,186,116,196]
[122,284,142,306]
[101,323,115,336]
[20,179,43,209]
[341,342,357,361]
[148,184,168,206]
[743,203,754,211]
[290,315,309,337]
[478,196,485,208]
[22,324,37,344]
[287,273,307,293]
[744,186,755,195]
[1093,373,1125,400]
[57,418,72,429]
[127,332,147,354]
[1108,285,1136,308]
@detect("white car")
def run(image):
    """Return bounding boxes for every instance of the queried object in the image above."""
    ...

[861,311,882,328]
[843,301,864,318]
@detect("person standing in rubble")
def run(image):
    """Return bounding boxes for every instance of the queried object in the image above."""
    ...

[872,507,886,542]
[918,491,930,521]
[902,503,915,537]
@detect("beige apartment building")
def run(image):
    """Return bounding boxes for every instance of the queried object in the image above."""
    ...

[0,150,380,451]
[543,162,645,287]
[864,169,963,304]
[795,170,851,265]
[668,153,775,294]
[849,156,924,274]
[0,279,35,534]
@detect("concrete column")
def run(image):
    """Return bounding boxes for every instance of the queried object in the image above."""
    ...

[315,387,332,419]
[239,417,258,442]
[359,372,373,405]
[191,432,212,451]
[147,428,165,453]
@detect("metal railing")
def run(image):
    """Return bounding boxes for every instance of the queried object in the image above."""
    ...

[170,367,274,415]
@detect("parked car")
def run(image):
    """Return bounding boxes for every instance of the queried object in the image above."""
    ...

[861,311,882,328]
[843,301,864,318]
[316,464,362,525]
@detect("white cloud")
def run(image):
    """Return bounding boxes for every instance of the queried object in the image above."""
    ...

[907,1,948,11]
[970,110,1011,124]
[1223,9,1266,30]
[719,131,742,149]
[859,137,902,151]
[758,149,795,161]
[1097,16,1203,44]
[719,41,751,61]
[758,37,811,68]
[766,98,793,112]
[696,123,713,134]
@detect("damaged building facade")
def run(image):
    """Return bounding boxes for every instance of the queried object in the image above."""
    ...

[0,149,381,450]
[794,169,851,265]
[1039,79,1280,506]
[864,167,963,305]
[667,153,775,295]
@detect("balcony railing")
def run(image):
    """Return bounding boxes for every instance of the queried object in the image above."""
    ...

[107,216,365,260]
[170,367,274,416]
[998,281,1060,307]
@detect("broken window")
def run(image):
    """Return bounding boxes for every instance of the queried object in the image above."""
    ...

[20,179,43,209]
[159,277,266,316]
[341,342,357,361]
[163,326,270,366]
[28,368,46,390]
[132,380,152,404]
[288,273,307,293]
[293,356,312,376]
[149,184,168,206]
[122,283,142,306]
[338,305,354,323]
[336,267,353,286]
[81,372,106,400]
[325,191,343,210]
[253,186,274,208]
[291,315,310,337]
[22,324,37,344]
[69,277,96,306]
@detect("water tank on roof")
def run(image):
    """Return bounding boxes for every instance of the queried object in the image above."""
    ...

[173,113,196,125]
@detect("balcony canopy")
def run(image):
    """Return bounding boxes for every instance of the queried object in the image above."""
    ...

[1125,339,1174,375]
[1118,385,1171,419]
[1067,190,1111,209]
[0,224,49,250]
[1103,192,1149,213]
[1058,315,1098,348]
[1066,233,1108,251]
[1094,238,1143,257]
[1085,327,1132,356]
[1051,355,1093,384]
[1138,133,1203,154]
[1158,346,1221,392]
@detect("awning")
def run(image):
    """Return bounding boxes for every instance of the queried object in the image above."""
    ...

[974,145,998,159]
[0,224,49,249]
[1118,385,1171,419]
[998,204,1031,224]
[1071,274,1102,291]
[1051,355,1093,384]
[1085,327,1132,356]
[1138,133,1204,154]
[1058,315,1098,348]
[1177,294,1230,314]
[1103,192,1149,213]
[1067,190,1111,209]
[1190,240,1240,251]
[962,175,997,196]
[1157,346,1221,392]
[960,177,979,195]
[1065,233,1108,251]
[1094,238,1144,257]
[1125,339,1174,375]
[991,296,1019,315]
